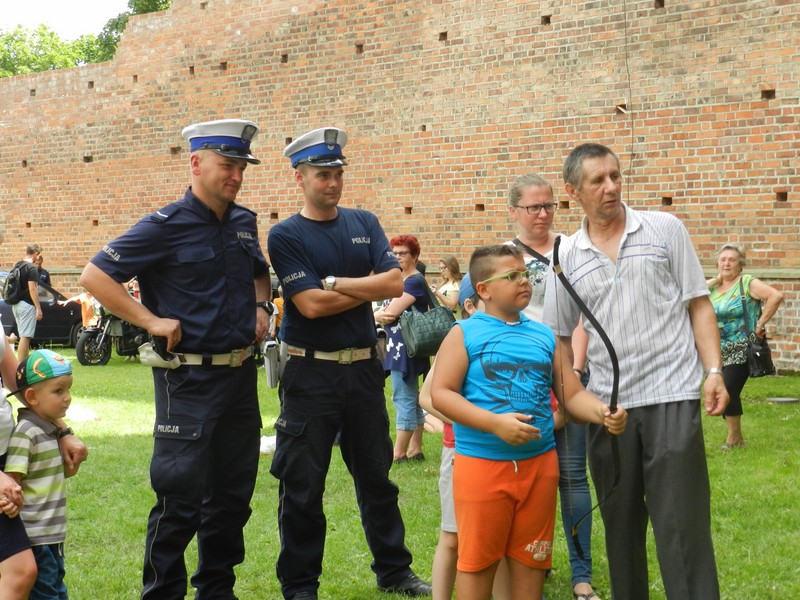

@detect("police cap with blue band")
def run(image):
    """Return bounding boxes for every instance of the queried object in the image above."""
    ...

[181,118,261,165]
[284,127,348,168]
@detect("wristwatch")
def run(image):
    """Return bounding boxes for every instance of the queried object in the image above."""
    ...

[256,301,273,315]
[58,427,74,439]
[704,368,723,377]
[324,275,337,291]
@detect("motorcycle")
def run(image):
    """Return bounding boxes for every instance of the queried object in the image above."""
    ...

[75,303,147,366]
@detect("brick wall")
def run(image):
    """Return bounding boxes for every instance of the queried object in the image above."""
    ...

[0,0,797,370]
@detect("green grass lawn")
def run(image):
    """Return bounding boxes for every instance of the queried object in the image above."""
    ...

[19,349,799,599]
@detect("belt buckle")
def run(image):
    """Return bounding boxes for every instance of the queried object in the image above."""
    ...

[337,348,354,365]
[229,349,244,367]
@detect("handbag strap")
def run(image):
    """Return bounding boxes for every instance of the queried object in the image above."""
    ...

[511,238,550,266]
[410,272,442,310]
[738,278,752,336]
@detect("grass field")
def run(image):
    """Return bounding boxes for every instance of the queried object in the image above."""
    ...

[14,349,799,599]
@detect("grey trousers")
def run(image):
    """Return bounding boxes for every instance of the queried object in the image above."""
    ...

[587,400,720,600]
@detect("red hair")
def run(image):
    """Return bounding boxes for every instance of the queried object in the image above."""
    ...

[390,234,421,259]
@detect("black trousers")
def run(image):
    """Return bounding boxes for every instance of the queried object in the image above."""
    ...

[270,356,414,599]
[142,359,261,600]
[588,400,720,600]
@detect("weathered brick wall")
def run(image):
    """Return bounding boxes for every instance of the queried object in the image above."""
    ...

[1,0,797,370]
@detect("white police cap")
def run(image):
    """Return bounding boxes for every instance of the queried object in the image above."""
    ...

[181,119,261,165]
[284,127,348,168]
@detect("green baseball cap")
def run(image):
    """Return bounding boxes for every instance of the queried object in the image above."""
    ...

[13,349,72,394]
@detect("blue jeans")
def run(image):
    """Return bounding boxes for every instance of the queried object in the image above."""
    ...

[31,543,68,599]
[555,419,593,586]
[390,370,424,431]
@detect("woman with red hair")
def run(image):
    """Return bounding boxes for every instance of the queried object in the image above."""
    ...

[374,234,431,463]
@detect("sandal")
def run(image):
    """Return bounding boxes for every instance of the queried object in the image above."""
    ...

[574,593,599,600]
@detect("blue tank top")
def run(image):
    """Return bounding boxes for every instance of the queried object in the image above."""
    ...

[454,311,556,460]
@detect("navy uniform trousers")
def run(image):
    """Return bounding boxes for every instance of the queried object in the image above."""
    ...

[270,355,414,599]
[142,359,261,600]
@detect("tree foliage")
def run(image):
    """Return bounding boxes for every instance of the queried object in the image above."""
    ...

[0,0,171,77]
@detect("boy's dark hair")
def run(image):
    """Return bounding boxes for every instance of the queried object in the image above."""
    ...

[468,245,523,285]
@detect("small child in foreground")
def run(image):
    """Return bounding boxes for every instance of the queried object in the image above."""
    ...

[6,349,82,599]
[431,245,627,600]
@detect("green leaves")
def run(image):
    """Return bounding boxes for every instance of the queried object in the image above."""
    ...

[0,0,171,77]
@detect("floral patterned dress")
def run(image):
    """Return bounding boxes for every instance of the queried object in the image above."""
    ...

[709,274,762,366]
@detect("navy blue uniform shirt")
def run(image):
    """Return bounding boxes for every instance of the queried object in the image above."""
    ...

[267,207,398,351]
[90,188,269,354]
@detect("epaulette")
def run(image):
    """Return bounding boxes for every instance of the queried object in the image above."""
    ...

[147,202,183,224]
[234,203,258,217]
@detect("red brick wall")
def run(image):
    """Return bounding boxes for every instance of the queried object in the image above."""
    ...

[0,0,797,370]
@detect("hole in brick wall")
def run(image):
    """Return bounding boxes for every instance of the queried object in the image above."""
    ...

[654,0,665,7]
[439,31,448,42]
[189,65,195,75]
[133,74,138,83]
[25,222,32,228]
[662,196,673,206]
[21,160,28,168]
[280,53,288,63]
[559,200,570,210]
[761,88,776,100]
[83,155,93,163]
[775,191,788,202]
[92,219,99,226]
[219,61,228,71]
[285,137,292,145]
[200,1,207,8]
[541,15,552,25]
[88,81,94,89]
[355,43,364,54]
[615,103,628,114]
[475,203,485,212]
[404,206,413,215]
[420,124,427,132]
[270,212,279,220]
[30,89,36,97]
[170,146,181,155]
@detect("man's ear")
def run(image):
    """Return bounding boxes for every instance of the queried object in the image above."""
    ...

[294,168,305,187]
[564,182,578,201]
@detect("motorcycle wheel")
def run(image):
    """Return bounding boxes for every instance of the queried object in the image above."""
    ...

[76,329,112,366]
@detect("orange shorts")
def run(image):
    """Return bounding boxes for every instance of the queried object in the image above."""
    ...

[452,450,558,572]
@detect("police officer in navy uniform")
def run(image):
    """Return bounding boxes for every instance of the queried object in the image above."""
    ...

[80,119,271,600]
[268,128,432,599]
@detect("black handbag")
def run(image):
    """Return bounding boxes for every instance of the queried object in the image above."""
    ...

[739,279,775,378]
[398,273,456,358]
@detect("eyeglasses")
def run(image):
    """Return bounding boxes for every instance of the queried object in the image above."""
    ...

[393,250,411,257]
[479,269,531,285]
[514,202,557,215]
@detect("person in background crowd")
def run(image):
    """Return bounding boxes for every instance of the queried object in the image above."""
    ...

[430,255,463,317]
[374,234,431,463]
[505,173,598,600]
[80,118,270,599]
[267,127,432,599]
[707,243,784,450]
[544,143,728,600]
[10,244,43,363]
[34,255,51,286]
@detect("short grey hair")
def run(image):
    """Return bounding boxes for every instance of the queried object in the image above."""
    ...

[562,143,620,188]
[508,174,553,206]
[716,243,746,268]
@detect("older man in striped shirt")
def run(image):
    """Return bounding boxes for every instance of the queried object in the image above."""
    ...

[543,143,728,600]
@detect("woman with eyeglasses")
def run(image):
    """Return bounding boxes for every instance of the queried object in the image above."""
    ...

[430,255,463,318]
[374,235,431,463]
[506,174,599,600]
